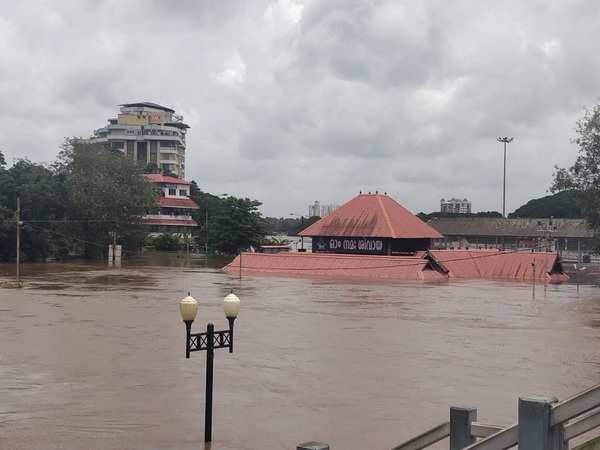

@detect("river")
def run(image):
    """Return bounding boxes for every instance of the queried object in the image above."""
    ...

[1,258,599,450]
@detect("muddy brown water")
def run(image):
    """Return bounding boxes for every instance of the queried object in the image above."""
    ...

[1,258,600,450]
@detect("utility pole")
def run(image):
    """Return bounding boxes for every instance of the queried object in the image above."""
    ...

[497,137,514,218]
[15,196,21,286]
[205,209,208,255]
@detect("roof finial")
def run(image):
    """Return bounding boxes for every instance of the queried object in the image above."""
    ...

[375,190,378,194]
[359,190,362,194]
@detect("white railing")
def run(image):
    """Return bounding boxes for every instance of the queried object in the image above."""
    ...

[144,214,192,221]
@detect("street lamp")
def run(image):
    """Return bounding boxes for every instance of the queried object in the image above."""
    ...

[179,291,241,443]
[497,137,514,218]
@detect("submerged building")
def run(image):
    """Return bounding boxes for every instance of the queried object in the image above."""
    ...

[224,192,568,283]
[300,193,443,254]
[88,102,189,179]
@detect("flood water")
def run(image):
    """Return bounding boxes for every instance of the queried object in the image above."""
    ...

[1,258,600,450]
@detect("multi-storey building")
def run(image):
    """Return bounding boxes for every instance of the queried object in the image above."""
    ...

[321,204,339,217]
[88,102,189,179]
[440,198,472,214]
[143,174,199,233]
[308,201,338,218]
[308,201,321,217]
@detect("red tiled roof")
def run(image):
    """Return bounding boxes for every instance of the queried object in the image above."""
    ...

[145,218,198,226]
[222,250,568,283]
[157,197,199,209]
[299,194,443,239]
[428,250,568,283]
[223,252,446,281]
[144,174,191,185]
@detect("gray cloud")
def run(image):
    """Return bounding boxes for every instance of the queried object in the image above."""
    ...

[1,0,599,216]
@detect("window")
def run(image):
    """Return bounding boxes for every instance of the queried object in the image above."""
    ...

[111,141,124,149]
[168,188,177,196]
[179,189,187,197]
[160,140,176,147]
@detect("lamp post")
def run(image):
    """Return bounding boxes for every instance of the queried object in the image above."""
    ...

[497,137,514,218]
[179,291,241,443]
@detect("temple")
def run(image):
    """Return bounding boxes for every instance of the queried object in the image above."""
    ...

[224,193,569,283]
[299,193,442,254]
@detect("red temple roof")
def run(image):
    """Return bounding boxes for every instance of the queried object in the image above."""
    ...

[299,194,443,239]
[144,174,190,185]
[157,197,199,209]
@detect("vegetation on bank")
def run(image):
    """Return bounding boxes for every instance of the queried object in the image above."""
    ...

[508,190,584,218]
[0,139,269,261]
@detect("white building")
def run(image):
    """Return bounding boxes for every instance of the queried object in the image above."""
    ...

[440,198,472,214]
[308,201,321,217]
[308,201,339,217]
[88,102,189,179]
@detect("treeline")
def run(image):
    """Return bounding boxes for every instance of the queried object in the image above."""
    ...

[0,139,269,261]
[264,216,321,236]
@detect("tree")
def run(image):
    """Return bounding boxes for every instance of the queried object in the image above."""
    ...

[552,105,600,235]
[509,191,584,218]
[198,194,267,255]
[0,158,69,261]
[61,141,158,258]
[143,162,161,174]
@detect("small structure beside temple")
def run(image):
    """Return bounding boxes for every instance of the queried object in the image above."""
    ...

[299,192,442,254]
[143,174,199,234]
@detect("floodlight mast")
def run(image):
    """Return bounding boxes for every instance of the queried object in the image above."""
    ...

[497,137,514,218]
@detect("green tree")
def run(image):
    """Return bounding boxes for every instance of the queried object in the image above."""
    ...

[153,233,181,251]
[552,105,600,238]
[509,190,584,218]
[143,162,161,174]
[62,141,158,258]
[199,194,267,255]
[0,158,69,261]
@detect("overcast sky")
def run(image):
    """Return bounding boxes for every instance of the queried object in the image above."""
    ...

[1,1,599,217]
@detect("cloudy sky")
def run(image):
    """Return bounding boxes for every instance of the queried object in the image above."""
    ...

[1,0,599,217]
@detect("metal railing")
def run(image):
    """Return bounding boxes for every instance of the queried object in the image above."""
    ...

[389,384,600,450]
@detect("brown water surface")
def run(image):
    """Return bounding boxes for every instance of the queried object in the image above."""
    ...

[1,259,600,450]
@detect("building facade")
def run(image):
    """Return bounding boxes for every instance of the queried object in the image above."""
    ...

[440,198,472,214]
[88,102,189,179]
[429,216,594,258]
[143,174,199,233]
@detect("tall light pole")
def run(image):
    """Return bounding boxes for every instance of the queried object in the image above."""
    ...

[497,137,514,218]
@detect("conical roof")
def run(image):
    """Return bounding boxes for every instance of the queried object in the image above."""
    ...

[299,194,443,239]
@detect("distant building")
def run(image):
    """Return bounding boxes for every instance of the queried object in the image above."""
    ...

[321,204,339,217]
[308,200,321,217]
[87,102,189,179]
[143,174,199,233]
[429,216,594,255]
[440,198,472,214]
[308,200,339,218]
